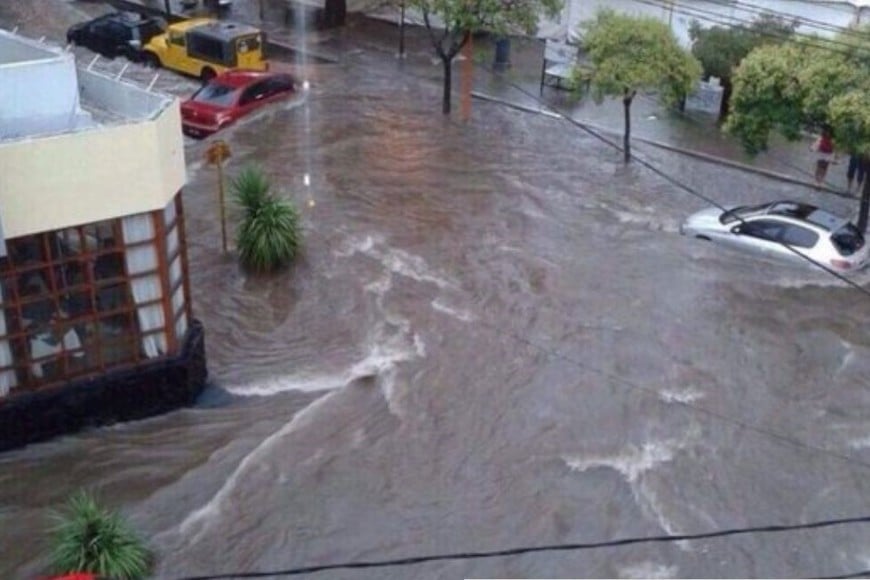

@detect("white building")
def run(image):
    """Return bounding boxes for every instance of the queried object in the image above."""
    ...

[0,28,206,452]
[542,0,870,46]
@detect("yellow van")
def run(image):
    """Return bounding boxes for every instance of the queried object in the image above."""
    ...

[143,18,267,80]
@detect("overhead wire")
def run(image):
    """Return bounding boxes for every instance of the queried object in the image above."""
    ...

[630,0,870,59]
[175,514,870,579]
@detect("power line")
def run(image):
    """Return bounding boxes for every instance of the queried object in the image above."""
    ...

[701,0,865,39]
[175,514,870,579]
[632,0,870,59]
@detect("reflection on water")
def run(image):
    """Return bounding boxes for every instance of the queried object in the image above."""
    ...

[3,10,870,580]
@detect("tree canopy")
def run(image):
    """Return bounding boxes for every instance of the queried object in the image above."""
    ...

[725,30,870,156]
[689,14,797,83]
[409,0,561,113]
[577,10,701,161]
[726,27,870,230]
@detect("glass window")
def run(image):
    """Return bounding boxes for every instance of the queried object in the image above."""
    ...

[779,224,819,249]
[191,83,239,107]
[737,219,783,242]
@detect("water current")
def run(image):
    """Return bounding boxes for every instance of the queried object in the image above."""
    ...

[2,4,870,578]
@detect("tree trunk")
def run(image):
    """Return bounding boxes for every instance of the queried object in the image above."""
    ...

[442,56,452,115]
[718,78,733,124]
[623,91,634,163]
[323,0,346,28]
[859,176,870,234]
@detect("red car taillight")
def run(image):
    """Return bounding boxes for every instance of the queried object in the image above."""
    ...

[831,258,852,270]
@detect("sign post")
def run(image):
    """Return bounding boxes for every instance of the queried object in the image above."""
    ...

[205,140,232,253]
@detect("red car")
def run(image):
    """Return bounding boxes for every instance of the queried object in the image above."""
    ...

[181,70,296,138]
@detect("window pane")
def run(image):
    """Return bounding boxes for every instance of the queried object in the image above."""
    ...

[169,256,182,287]
[167,226,179,258]
[94,251,126,281]
[164,198,177,227]
[175,311,188,340]
[171,285,185,317]
[96,282,130,312]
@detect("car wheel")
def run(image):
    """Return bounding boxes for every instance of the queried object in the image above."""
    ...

[200,67,216,82]
[695,235,711,241]
[143,52,161,69]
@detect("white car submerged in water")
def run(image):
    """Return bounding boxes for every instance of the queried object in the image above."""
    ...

[681,200,869,273]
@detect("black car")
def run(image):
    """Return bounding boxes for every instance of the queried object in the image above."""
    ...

[66,13,165,61]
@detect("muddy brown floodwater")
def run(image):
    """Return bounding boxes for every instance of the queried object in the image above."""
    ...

[3,4,870,578]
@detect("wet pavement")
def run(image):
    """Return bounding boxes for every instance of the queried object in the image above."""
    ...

[3,2,870,578]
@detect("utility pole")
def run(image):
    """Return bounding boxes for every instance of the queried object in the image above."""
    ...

[206,140,232,253]
[460,32,473,121]
[398,0,406,58]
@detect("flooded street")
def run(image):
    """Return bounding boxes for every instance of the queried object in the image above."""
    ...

[4,6,870,578]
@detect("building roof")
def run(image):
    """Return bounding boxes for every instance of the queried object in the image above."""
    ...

[0,27,173,141]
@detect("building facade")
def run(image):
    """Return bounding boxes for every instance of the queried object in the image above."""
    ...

[0,28,206,451]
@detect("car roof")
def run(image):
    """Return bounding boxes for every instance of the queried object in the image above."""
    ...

[189,20,262,41]
[211,70,278,88]
[756,200,848,232]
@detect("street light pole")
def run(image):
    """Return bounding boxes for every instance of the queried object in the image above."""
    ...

[398,0,406,58]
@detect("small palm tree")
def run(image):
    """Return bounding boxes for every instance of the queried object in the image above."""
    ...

[49,491,150,580]
[233,165,302,272]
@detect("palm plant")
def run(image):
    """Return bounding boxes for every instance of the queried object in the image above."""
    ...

[233,165,302,272]
[48,491,150,580]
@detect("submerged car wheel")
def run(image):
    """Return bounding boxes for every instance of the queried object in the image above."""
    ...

[143,53,160,69]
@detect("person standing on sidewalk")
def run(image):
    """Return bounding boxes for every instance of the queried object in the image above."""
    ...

[811,126,836,188]
[846,152,868,195]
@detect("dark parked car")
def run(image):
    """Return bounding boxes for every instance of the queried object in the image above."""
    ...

[66,13,165,61]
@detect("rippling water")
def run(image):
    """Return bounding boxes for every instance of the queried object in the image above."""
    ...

[3,7,870,578]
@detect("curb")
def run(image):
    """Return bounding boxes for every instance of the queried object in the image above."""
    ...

[471,91,858,201]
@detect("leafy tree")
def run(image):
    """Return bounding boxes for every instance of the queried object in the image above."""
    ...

[409,0,561,114]
[726,31,870,230]
[577,10,702,162]
[689,14,797,119]
[48,491,150,580]
[232,166,302,272]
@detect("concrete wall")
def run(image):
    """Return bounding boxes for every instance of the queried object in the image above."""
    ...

[0,52,85,139]
[0,96,185,239]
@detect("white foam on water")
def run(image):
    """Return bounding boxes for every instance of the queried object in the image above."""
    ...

[658,387,704,404]
[563,430,699,545]
[847,436,870,450]
[617,561,678,578]
[225,372,346,396]
[334,234,381,258]
[175,389,339,543]
[431,298,474,322]
[337,234,453,289]
[611,209,681,234]
[563,441,677,483]
[836,340,855,376]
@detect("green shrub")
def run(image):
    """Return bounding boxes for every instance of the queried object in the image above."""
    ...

[233,165,302,272]
[49,491,150,580]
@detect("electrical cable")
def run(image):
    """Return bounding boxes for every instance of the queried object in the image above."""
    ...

[174,514,870,579]
[629,0,870,59]
[707,0,866,39]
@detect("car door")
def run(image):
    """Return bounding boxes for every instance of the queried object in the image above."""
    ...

[730,218,786,258]
[237,81,271,115]
[104,21,131,57]
[86,20,113,55]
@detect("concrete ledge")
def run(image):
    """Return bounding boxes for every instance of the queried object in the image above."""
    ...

[471,91,858,201]
[0,319,208,453]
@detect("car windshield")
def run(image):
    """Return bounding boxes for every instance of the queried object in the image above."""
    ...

[831,223,865,256]
[719,203,771,225]
[191,83,238,107]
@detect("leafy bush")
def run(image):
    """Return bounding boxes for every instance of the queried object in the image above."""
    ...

[233,165,302,272]
[49,491,150,580]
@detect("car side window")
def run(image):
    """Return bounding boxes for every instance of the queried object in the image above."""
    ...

[107,22,130,41]
[239,82,269,106]
[737,219,784,242]
[780,224,819,249]
[170,31,185,46]
[268,76,295,93]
